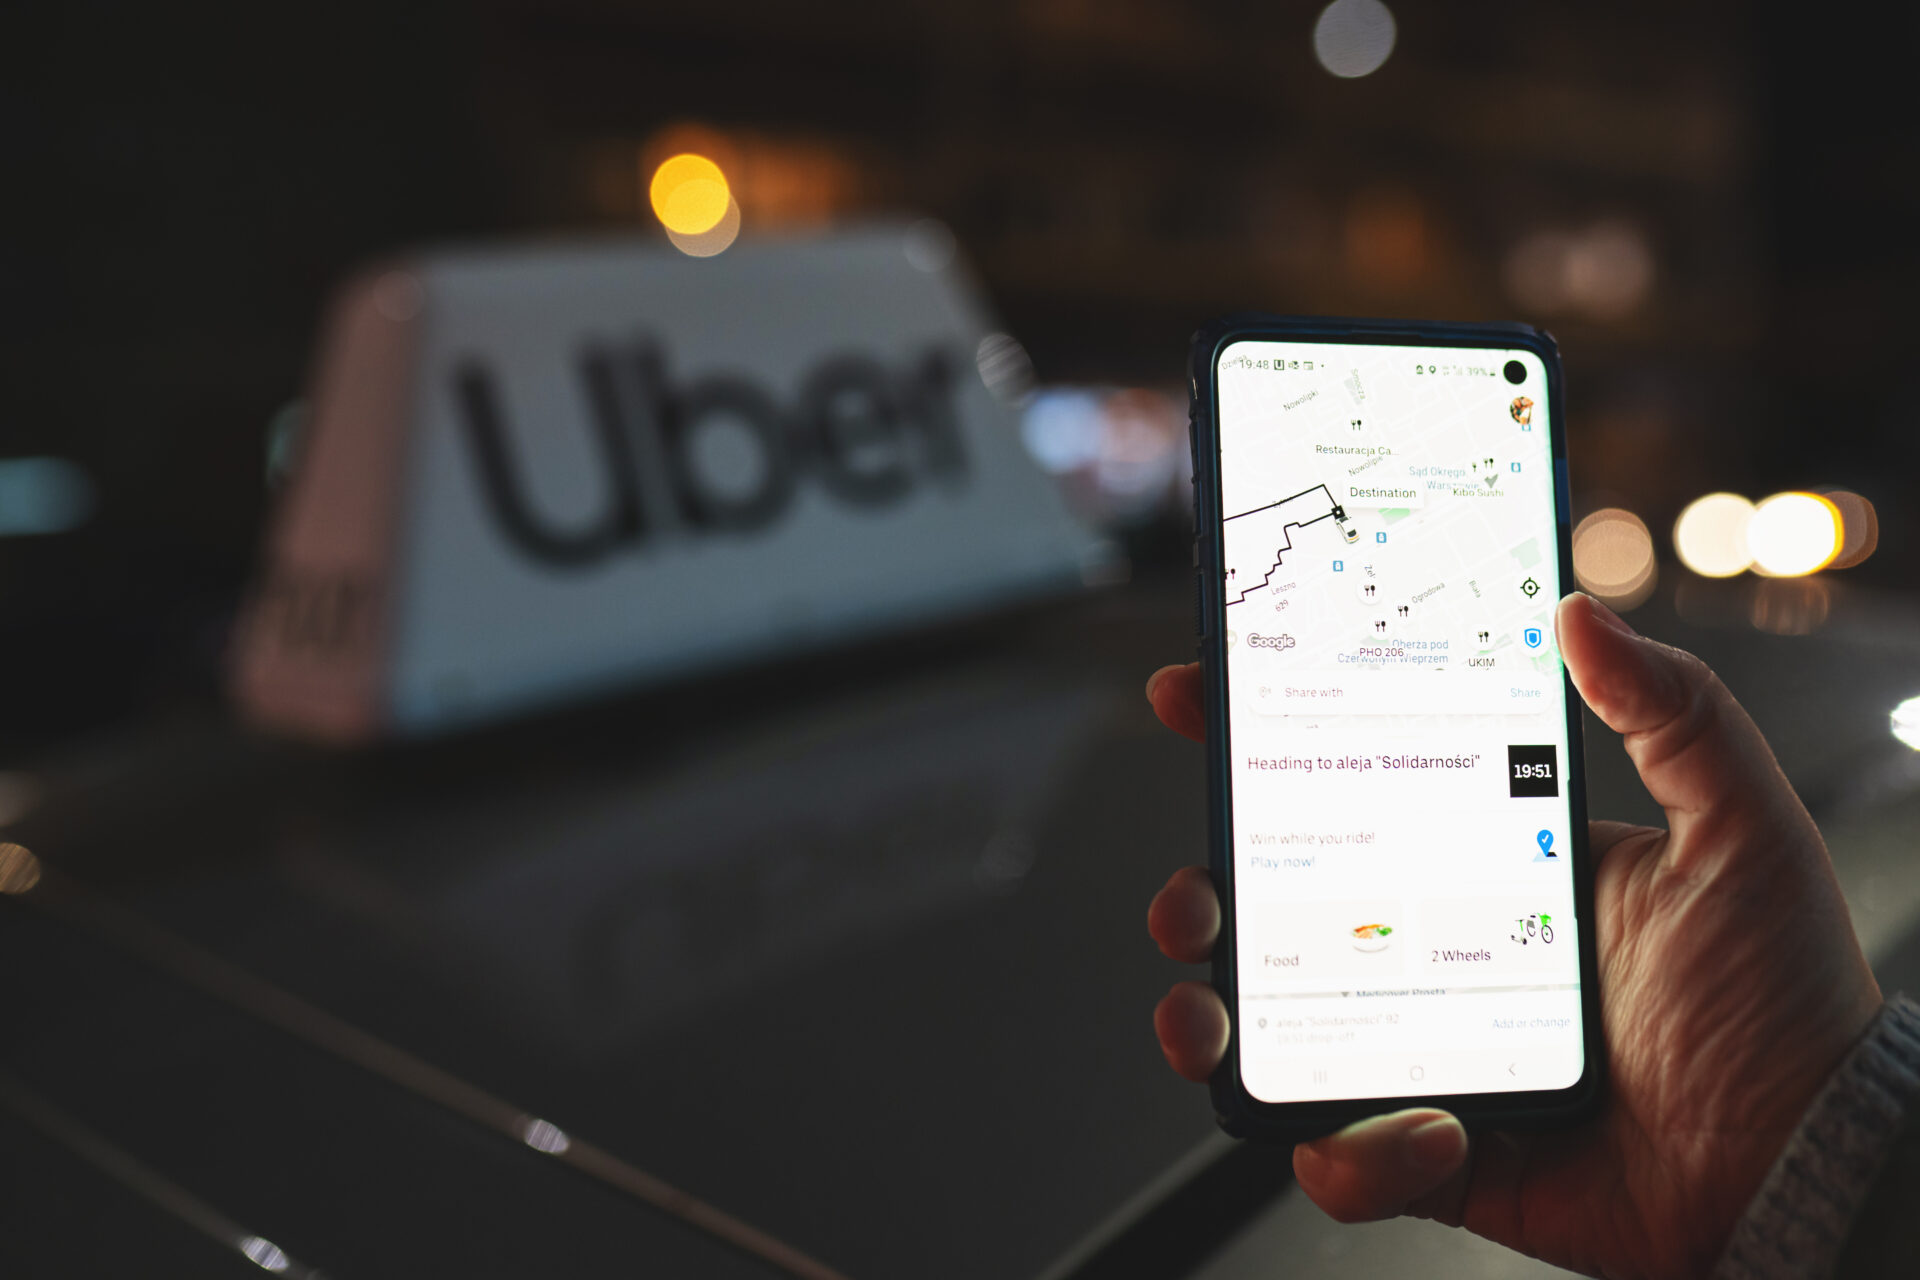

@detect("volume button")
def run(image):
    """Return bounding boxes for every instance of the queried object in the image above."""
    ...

[1194,571,1205,638]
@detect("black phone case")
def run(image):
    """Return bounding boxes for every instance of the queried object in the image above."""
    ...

[1186,313,1606,1144]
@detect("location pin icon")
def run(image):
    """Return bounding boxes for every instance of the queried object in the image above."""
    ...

[1536,829,1555,857]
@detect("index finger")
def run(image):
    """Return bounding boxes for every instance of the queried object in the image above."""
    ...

[1146,663,1205,742]
[1148,865,1219,962]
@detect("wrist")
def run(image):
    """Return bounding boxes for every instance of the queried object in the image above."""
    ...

[1714,994,1920,1279]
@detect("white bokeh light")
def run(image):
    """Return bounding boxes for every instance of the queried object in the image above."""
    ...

[1313,0,1397,79]
[1893,696,1920,751]
[1672,492,1755,578]
[1747,492,1841,577]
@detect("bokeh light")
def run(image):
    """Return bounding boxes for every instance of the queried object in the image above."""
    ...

[1893,696,1920,751]
[518,1116,573,1154]
[976,333,1037,407]
[0,457,95,537]
[1313,0,1396,79]
[1572,507,1657,608]
[1672,492,1755,577]
[1747,491,1841,577]
[1822,489,1879,569]
[665,195,740,257]
[0,843,41,895]
[649,154,732,235]
[1017,386,1185,528]
[239,1237,290,1273]
[1504,221,1655,320]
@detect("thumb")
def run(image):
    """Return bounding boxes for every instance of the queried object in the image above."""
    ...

[1554,592,1813,859]
[1293,1109,1470,1224]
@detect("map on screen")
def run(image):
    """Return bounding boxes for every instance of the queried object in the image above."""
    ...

[1214,338,1585,1105]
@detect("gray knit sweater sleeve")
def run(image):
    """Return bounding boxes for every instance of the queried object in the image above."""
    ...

[1714,994,1920,1280]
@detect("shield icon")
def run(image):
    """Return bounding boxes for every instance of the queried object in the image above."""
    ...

[1523,627,1543,649]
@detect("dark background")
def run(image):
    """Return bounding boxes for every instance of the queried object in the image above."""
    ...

[5,6,1920,1278]
[4,0,1916,758]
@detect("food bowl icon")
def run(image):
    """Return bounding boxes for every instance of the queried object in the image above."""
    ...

[1350,922,1394,953]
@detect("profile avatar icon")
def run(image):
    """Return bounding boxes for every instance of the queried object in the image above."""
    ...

[1510,396,1535,427]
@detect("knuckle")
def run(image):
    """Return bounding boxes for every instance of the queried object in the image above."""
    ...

[1666,651,1706,696]
[1631,651,1722,768]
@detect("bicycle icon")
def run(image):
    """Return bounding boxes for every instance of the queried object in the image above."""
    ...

[1511,913,1555,946]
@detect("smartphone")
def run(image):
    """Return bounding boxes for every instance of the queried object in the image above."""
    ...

[1187,315,1603,1141]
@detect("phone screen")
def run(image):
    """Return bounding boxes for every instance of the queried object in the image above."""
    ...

[1213,338,1583,1104]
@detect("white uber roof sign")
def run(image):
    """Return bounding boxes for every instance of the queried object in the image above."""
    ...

[234,229,1095,740]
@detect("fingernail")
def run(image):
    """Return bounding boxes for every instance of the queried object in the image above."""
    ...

[1145,665,1178,702]
[1584,592,1638,638]
[1294,1142,1328,1179]
[1405,1116,1467,1173]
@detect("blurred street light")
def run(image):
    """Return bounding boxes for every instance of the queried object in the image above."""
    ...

[1822,489,1880,569]
[238,1238,290,1273]
[1894,696,1920,751]
[650,154,731,235]
[650,153,741,256]
[666,197,740,257]
[976,333,1037,407]
[1504,222,1655,320]
[1019,386,1184,528]
[0,458,94,537]
[518,1117,572,1154]
[1572,507,1657,608]
[1313,0,1397,79]
[1674,488,1875,580]
[1673,492,1755,577]
[0,843,41,895]
[1748,491,1841,577]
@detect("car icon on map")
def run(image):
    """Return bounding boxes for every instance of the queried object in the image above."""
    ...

[1331,501,1359,543]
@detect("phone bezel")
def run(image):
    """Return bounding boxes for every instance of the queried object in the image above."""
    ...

[1188,314,1605,1143]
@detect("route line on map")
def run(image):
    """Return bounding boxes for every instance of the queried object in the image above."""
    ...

[1224,483,1337,523]
[1223,483,1340,607]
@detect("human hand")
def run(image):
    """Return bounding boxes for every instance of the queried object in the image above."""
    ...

[1144,592,1882,1278]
